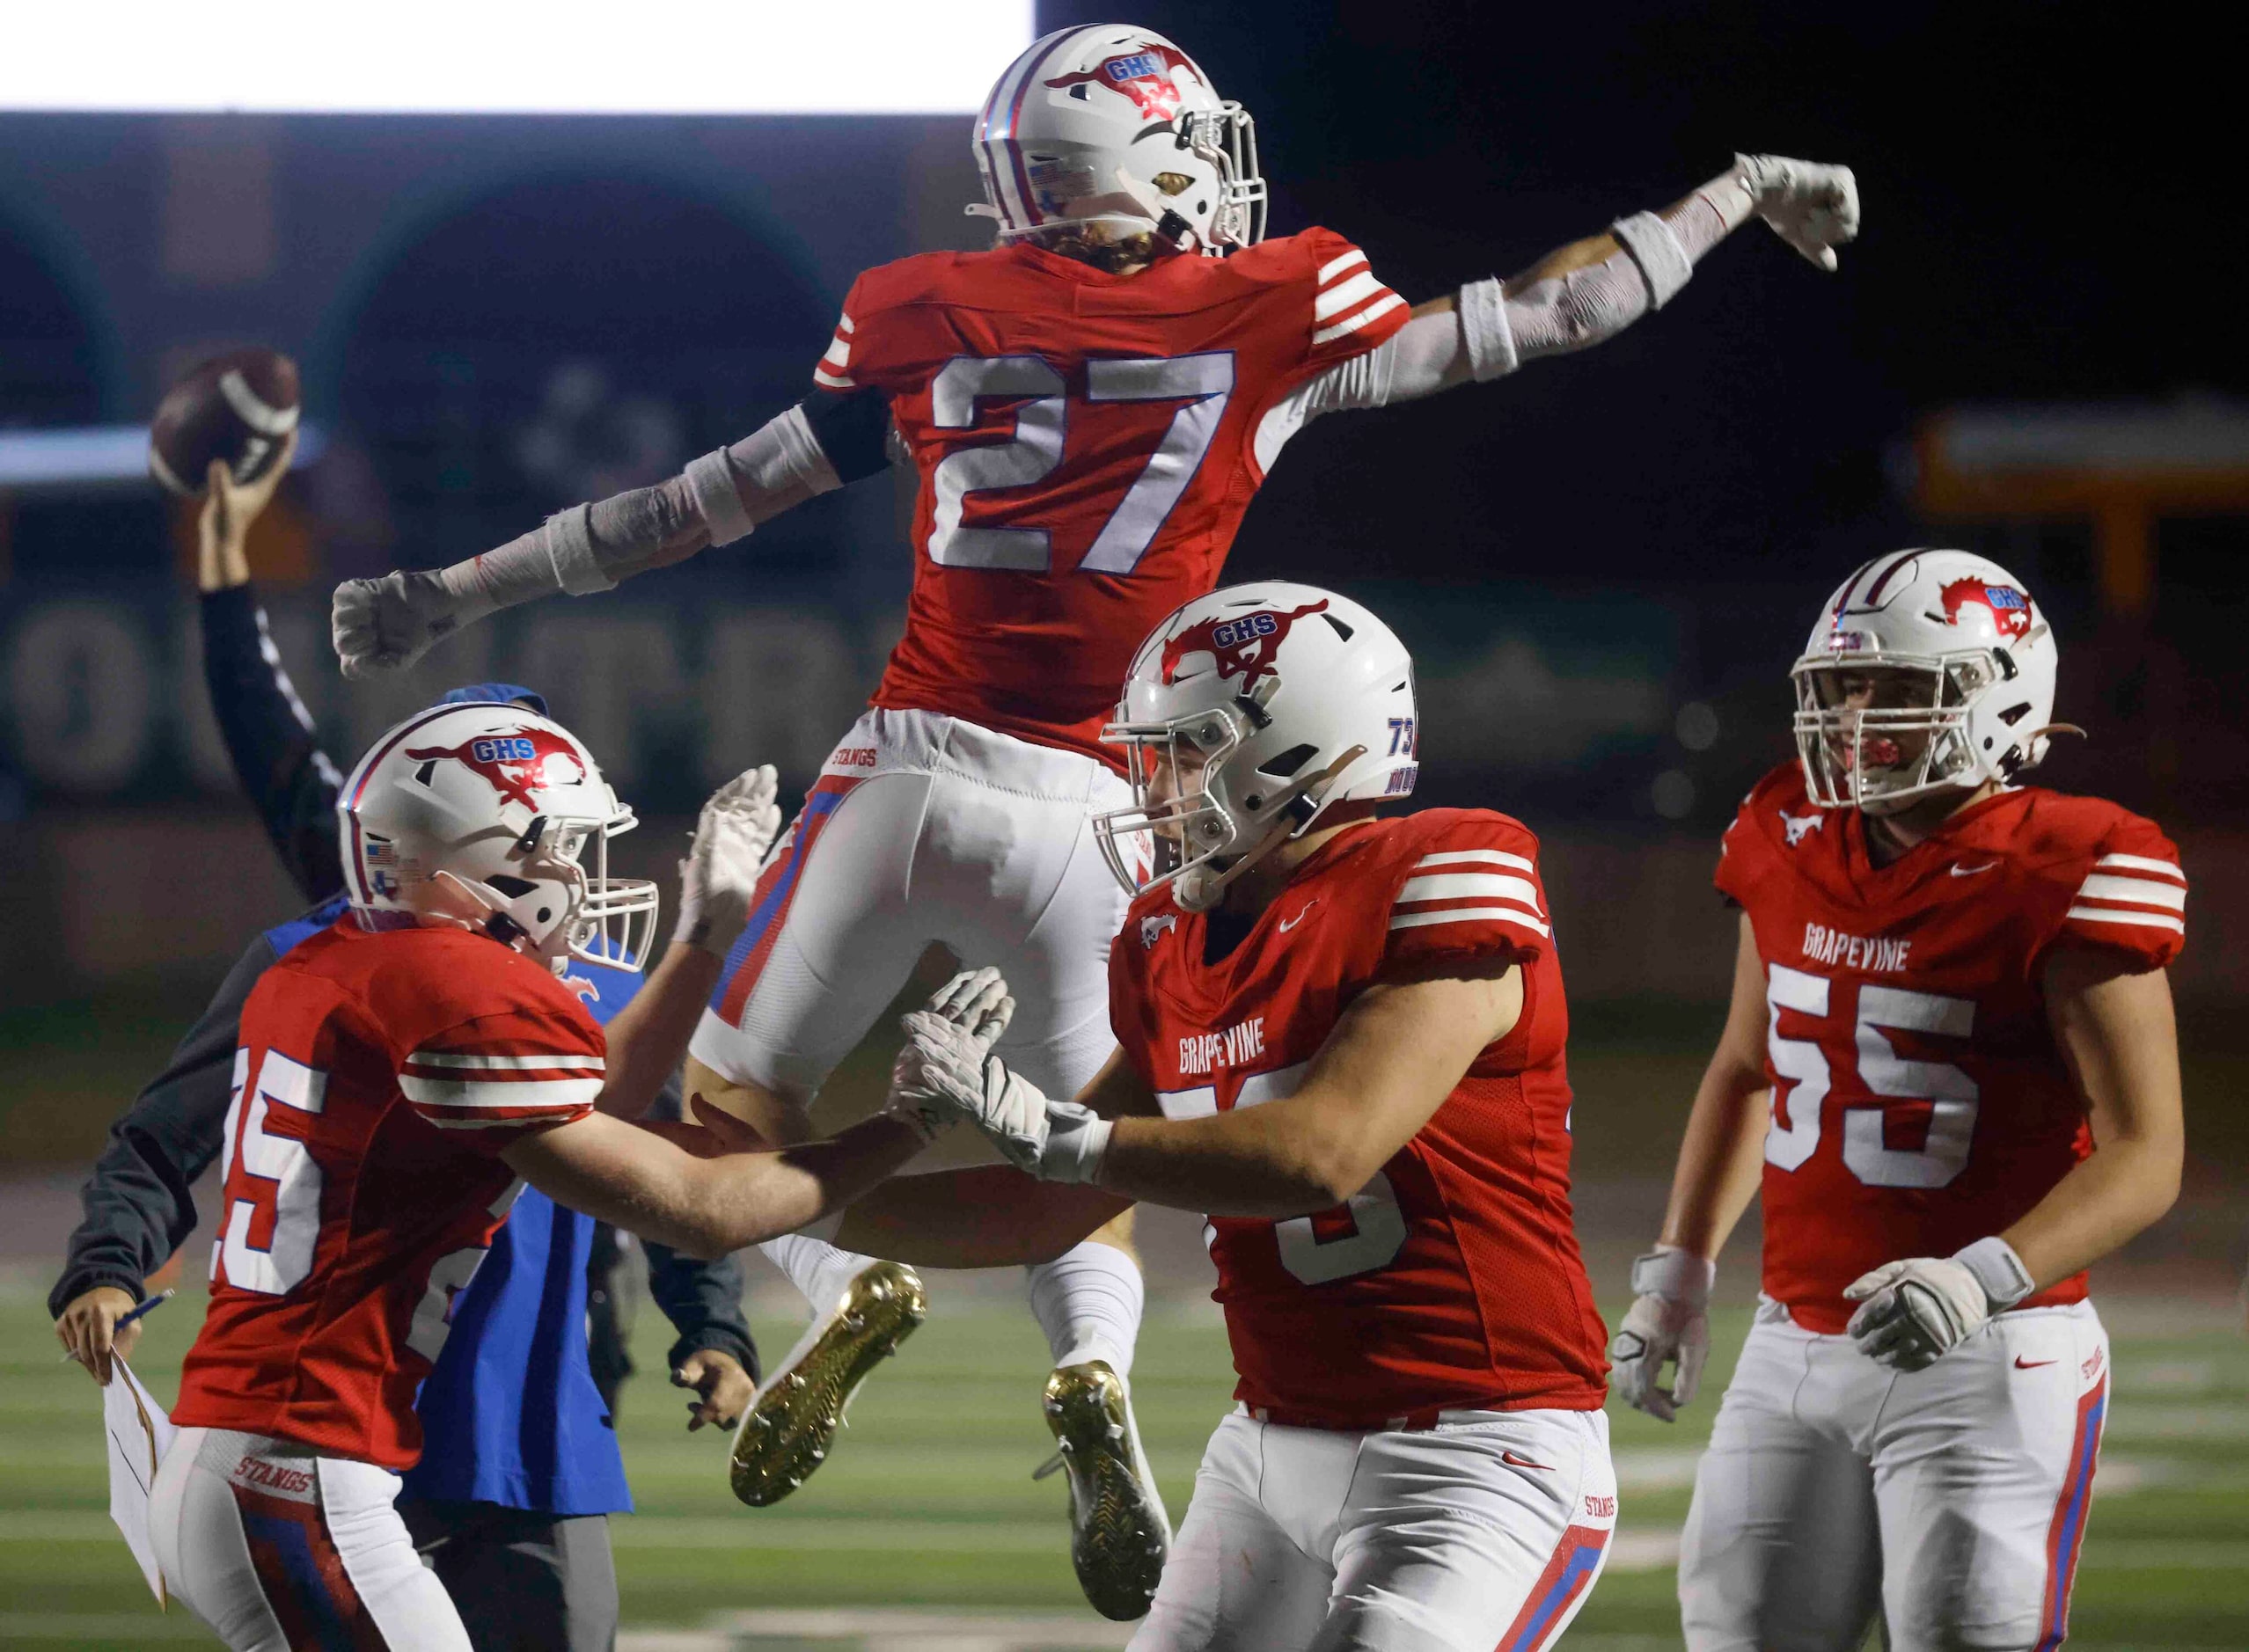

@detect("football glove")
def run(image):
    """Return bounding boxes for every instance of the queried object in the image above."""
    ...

[1843,1236,2035,1371]
[332,568,494,679]
[673,765,781,956]
[895,970,1110,1182]
[1608,1246,1715,1422]
[1736,153,1860,273]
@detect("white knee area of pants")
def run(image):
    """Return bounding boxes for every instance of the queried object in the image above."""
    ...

[1025,1239,1145,1375]
[761,1233,875,1316]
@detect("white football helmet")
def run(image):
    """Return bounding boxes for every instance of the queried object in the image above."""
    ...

[338,703,658,971]
[1793,548,2062,815]
[1095,582,1417,910]
[970,24,1264,254]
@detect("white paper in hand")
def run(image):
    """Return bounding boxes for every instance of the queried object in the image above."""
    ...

[104,1358,174,1607]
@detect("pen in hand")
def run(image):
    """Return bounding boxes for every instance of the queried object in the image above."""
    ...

[60,1289,174,1363]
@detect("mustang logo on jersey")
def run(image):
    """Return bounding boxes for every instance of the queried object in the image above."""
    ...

[1042,43,1196,121]
[1141,913,1178,949]
[1938,577,2033,642]
[1161,600,1329,689]
[1780,810,1826,846]
[404,729,588,814]
[1179,1015,1264,1077]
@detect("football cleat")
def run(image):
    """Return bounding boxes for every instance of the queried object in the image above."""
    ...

[1035,1360,1172,1620]
[729,1260,927,1508]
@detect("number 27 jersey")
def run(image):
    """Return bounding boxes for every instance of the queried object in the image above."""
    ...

[815,231,1408,764]
[1718,764,2187,1332]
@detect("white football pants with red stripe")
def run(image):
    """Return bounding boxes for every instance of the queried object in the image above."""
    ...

[1132,1406,1616,1652]
[690,706,1132,1112]
[1680,1297,2109,1652]
[151,1427,470,1651]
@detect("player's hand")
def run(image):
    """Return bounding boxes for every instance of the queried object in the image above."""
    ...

[1608,1246,1714,1422]
[675,765,782,956]
[883,968,1015,1142]
[672,1347,755,1432]
[197,429,297,593]
[1735,153,1859,272]
[1845,1237,2036,1371]
[895,972,1110,1181]
[331,568,494,679]
[55,1285,142,1386]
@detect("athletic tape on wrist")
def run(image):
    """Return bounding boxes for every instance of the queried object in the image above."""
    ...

[544,504,615,596]
[1610,211,1694,309]
[685,448,756,547]
[1457,276,1518,381]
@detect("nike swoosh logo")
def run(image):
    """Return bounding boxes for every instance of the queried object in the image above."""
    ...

[1500,1450,1554,1471]
[1278,903,1317,932]
[1950,862,2000,877]
[2014,1356,2057,1370]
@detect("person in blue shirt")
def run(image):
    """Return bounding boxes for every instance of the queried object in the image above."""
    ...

[51,450,758,1650]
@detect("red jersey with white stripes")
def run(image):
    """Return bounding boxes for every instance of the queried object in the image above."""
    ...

[813,231,1408,765]
[1718,764,2187,1333]
[1108,809,1608,1427]
[174,920,604,1469]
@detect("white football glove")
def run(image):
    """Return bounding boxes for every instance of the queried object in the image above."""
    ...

[882,968,1016,1144]
[331,569,494,680]
[894,969,1110,1181]
[1736,153,1860,272]
[1843,1236,2035,1371]
[1608,1246,1715,1422]
[672,765,781,957]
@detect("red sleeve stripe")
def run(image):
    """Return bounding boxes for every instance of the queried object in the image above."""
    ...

[813,315,855,389]
[1317,248,1369,285]
[406,1050,604,1072]
[2074,873,2184,912]
[400,1075,605,1111]
[2062,906,2183,935]
[1414,849,1535,874]
[416,1103,594,1131]
[1315,270,1389,324]
[1396,872,1544,913]
[1389,904,1550,939]
[1311,290,1404,348]
[2094,852,2183,883]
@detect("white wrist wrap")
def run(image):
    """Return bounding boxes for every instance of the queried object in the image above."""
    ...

[1952,1236,2036,1311]
[1610,211,1694,309]
[1630,1245,1716,1305]
[685,448,756,547]
[544,504,614,596]
[1458,276,1519,381]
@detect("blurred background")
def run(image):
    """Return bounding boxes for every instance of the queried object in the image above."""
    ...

[2,2,2243,1648]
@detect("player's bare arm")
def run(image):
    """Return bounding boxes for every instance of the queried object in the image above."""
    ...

[892,963,1521,1215]
[1611,911,1772,1420]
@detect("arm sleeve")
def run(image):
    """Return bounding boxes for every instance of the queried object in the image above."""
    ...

[48,933,275,1317]
[1379,827,1552,981]
[399,1005,608,1150]
[198,586,348,903]
[2042,820,2187,970]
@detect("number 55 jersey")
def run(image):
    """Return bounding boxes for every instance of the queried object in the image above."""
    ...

[814,230,1409,765]
[1107,809,1611,1428]
[172,920,606,1468]
[1718,764,2188,1333]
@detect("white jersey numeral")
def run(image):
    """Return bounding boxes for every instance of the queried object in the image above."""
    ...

[1763,966,1981,1189]
[924,351,1234,574]
[216,1048,329,1296]
[1157,1060,1408,1288]
[406,1180,525,1362]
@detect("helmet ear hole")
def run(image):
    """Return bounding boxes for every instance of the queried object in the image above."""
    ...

[486,875,537,898]
[1998,702,2033,726]
[1257,742,1318,778]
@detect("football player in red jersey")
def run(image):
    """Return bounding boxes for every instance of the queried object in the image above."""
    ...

[150,705,947,1651]
[1610,550,2187,1652]
[834,583,1615,1652]
[330,22,1856,1605]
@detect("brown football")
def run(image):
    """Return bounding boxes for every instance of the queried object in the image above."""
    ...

[149,347,301,497]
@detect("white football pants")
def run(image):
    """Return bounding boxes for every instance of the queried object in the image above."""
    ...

[150,1426,471,1651]
[1680,1297,2109,1652]
[690,706,1131,1117]
[1132,1406,1617,1652]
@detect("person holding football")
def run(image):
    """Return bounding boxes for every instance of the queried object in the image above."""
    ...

[1610,550,2187,1651]
[331,21,1856,1612]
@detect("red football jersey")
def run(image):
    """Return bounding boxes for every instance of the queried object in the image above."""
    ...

[814,231,1408,765]
[173,921,605,1468]
[1718,764,2187,1333]
[1108,809,1609,1427]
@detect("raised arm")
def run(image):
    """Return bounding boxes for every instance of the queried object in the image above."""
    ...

[333,389,894,678]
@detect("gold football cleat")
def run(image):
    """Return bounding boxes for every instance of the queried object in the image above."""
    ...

[729,1260,928,1508]
[1035,1360,1173,1620]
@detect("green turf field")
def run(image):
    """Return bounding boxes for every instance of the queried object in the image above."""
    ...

[4,1283,2245,1650]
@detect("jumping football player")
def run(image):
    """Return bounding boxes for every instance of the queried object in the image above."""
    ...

[147,706,944,1651]
[330,21,1856,1609]
[846,583,1616,1652]
[1609,550,2187,1651]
